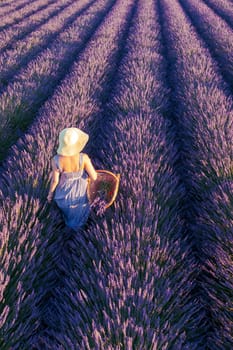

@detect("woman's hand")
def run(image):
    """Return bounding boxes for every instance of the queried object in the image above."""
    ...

[47,192,53,202]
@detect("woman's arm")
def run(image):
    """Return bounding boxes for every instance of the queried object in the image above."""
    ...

[47,159,60,202]
[84,154,97,181]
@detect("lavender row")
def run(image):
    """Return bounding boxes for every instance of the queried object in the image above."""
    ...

[0,0,107,162]
[179,0,233,91]
[0,0,57,30]
[0,194,55,350]
[203,0,233,27]
[0,0,33,16]
[0,0,72,52]
[0,0,136,347]
[63,0,199,346]
[192,178,233,348]
[159,0,233,347]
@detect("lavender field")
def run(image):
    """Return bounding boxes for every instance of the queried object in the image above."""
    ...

[0,0,232,348]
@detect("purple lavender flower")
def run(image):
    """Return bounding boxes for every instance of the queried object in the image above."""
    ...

[90,196,107,216]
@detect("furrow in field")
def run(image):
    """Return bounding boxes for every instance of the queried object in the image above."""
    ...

[0,0,74,52]
[158,0,233,348]
[0,0,100,163]
[61,0,199,346]
[0,0,137,347]
[0,0,57,31]
[179,0,233,92]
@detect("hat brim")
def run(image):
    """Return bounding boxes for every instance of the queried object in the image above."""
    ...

[57,131,89,156]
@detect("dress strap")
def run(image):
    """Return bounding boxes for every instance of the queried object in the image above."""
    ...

[79,153,83,171]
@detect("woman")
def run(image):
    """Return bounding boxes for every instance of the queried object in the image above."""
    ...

[47,127,97,230]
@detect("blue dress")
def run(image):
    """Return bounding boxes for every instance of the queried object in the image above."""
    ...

[53,153,90,230]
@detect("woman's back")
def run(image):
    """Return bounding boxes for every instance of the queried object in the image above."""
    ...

[57,154,83,173]
[53,153,96,181]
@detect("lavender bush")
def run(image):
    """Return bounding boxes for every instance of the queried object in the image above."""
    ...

[90,197,107,216]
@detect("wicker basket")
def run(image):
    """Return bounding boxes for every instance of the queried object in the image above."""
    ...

[87,170,120,208]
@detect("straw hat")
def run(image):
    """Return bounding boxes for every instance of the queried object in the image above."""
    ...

[57,128,89,156]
